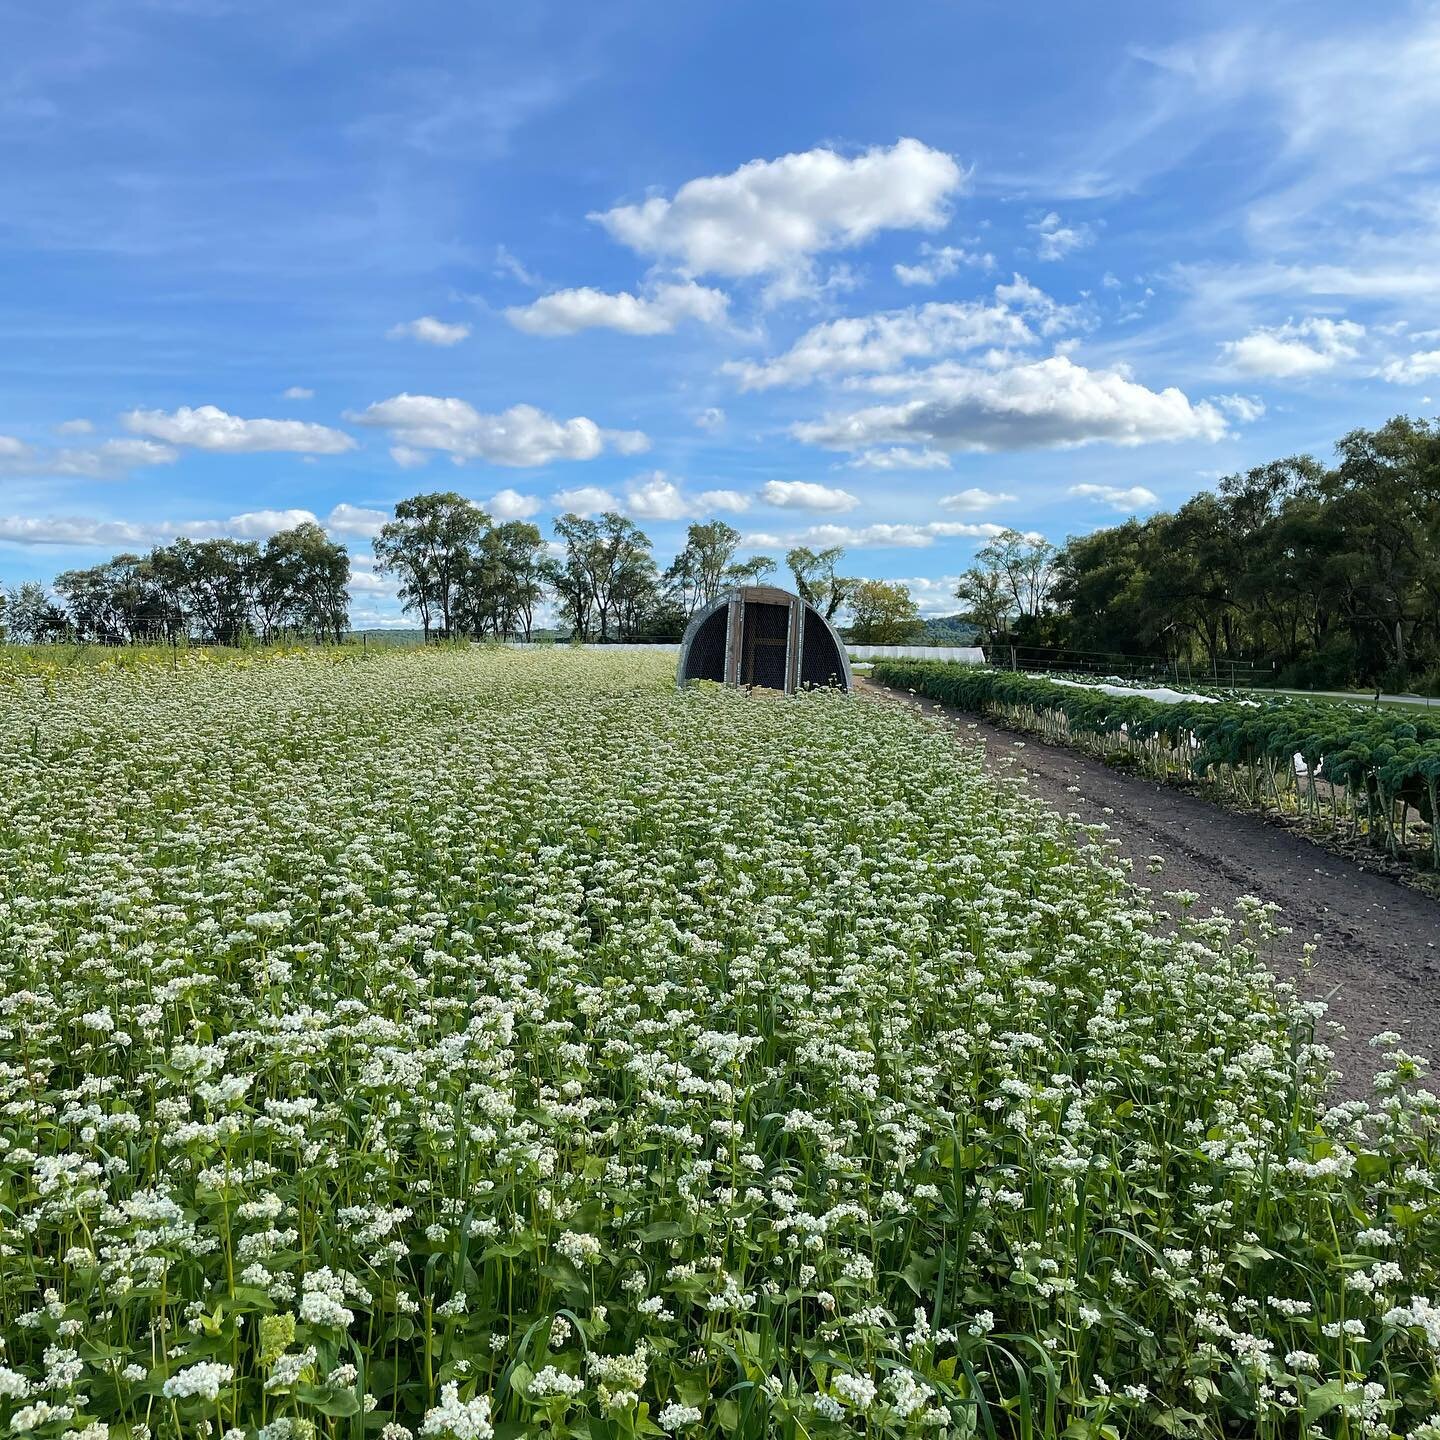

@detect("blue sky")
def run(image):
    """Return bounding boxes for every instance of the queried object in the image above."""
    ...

[3,0,1439,622]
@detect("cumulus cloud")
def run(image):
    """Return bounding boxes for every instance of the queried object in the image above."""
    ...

[939,487,1018,512]
[0,503,376,549]
[351,394,648,467]
[387,316,472,346]
[0,435,180,479]
[890,574,965,616]
[894,243,994,286]
[324,503,390,538]
[792,355,1228,453]
[1214,393,1266,422]
[993,274,1083,336]
[724,298,1034,390]
[488,488,541,520]
[1068,482,1160,511]
[624,471,692,521]
[551,485,618,517]
[1220,317,1363,377]
[1030,211,1094,261]
[283,386,315,400]
[694,407,726,432]
[506,281,730,336]
[592,138,964,278]
[844,447,952,470]
[789,520,1006,548]
[123,404,357,455]
[610,473,752,522]
[697,489,749,513]
[1381,348,1440,383]
[53,418,94,436]
[759,480,860,513]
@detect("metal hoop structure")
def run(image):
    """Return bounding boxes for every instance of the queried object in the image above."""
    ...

[676,584,853,693]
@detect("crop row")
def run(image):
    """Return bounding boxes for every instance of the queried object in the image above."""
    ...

[868,662,1440,869]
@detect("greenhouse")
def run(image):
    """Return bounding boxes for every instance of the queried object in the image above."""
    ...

[677,584,852,693]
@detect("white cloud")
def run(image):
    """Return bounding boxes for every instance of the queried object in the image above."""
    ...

[1068,483,1160,512]
[599,473,754,522]
[0,435,180,479]
[760,480,859,514]
[694,407,726,432]
[939,487,1017,512]
[0,506,344,548]
[697,488,749,513]
[351,394,648,467]
[387,315,472,346]
[54,418,94,436]
[794,355,1228,453]
[552,486,618,517]
[1030,211,1094,261]
[506,281,729,336]
[890,575,965,616]
[993,274,1083,336]
[0,515,164,547]
[325,503,390,538]
[283,386,315,400]
[791,520,1006,548]
[844,447,952,471]
[346,566,395,596]
[893,243,994,286]
[123,404,357,455]
[724,297,1035,390]
[390,445,430,469]
[592,138,964,278]
[1219,317,1363,377]
[1214,393,1266,422]
[488,488,541,520]
[624,471,692,521]
[1381,349,1440,384]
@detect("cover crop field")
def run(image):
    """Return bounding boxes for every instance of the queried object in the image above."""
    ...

[0,649,1437,1440]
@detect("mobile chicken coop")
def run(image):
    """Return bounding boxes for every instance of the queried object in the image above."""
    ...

[677,584,852,693]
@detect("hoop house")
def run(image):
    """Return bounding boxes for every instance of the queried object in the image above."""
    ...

[677,584,852,693]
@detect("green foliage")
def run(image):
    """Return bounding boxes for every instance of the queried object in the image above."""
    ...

[1051,417,1440,687]
[871,659,1440,868]
[847,578,925,643]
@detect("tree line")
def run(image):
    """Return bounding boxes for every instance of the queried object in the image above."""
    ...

[0,524,351,645]
[953,416,1440,691]
[0,488,932,647]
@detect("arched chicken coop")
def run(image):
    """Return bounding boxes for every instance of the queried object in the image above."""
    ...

[677,584,852,693]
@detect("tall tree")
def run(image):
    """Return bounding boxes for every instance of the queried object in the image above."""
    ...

[952,566,1011,649]
[847,579,924,643]
[3,582,65,643]
[665,521,775,615]
[374,492,489,640]
[261,522,351,642]
[554,512,656,642]
[786,545,852,620]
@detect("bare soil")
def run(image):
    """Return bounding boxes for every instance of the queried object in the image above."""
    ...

[861,680,1440,1101]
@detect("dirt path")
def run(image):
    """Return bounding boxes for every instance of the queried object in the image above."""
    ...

[861,680,1439,1101]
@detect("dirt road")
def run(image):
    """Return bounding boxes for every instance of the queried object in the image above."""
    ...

[862,680,1439,1101]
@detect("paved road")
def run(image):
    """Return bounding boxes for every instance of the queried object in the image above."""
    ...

[862,680,1440,1102]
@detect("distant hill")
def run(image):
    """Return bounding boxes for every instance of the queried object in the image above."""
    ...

[920,614,980,644]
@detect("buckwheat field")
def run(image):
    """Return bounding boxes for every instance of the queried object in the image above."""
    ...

[2,648,1438,1440]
